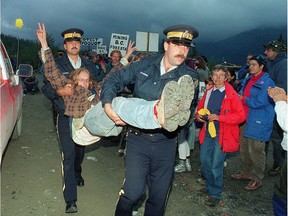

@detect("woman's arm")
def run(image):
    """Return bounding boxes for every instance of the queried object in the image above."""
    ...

[36,23,71,91]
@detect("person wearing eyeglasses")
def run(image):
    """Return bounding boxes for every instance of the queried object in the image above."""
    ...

[231,55,275,191]
[263,40,287,177]
[195,64,245,207]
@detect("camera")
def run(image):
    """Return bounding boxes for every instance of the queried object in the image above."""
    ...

[200,114,209,121]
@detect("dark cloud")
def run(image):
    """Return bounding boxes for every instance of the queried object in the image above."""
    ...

[2,0,287,48]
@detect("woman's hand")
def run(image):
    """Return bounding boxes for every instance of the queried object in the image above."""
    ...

[36,22,48,48]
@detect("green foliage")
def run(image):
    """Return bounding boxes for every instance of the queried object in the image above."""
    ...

[1,33,58,71]
[206,57,219,70]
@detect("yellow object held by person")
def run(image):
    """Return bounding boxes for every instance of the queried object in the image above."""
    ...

[198,108,216,138]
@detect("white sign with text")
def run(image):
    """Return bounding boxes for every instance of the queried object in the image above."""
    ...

[108,33,129,56]
[81,38,103,46]
[97,45,107,54]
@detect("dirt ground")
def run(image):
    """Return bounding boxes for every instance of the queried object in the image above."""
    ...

[1,74,278,216]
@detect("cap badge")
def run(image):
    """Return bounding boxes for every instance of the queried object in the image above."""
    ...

[64,32,82,39]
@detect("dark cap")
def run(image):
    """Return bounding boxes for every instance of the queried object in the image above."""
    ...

[61,28,84,41]
[263,40,286,52]
[163,25,199,47]
[250,55,266,65]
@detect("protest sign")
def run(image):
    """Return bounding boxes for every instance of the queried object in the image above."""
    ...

[108,33,129,56]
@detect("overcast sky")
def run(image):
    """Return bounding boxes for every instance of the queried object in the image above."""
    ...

[1,0,287,48]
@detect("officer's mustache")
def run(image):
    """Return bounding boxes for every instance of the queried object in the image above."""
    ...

[175,54,185,59]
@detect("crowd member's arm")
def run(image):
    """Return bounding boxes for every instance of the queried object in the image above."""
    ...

[99,41,137,125]
[241,79,275,109]
[96,40,137,93]
[268,86,288,133]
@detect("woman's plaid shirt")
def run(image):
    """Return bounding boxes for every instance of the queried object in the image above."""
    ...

[42,49,125,118]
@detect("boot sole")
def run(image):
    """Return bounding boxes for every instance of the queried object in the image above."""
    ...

[158,81,180,132]
[177,75,195,126]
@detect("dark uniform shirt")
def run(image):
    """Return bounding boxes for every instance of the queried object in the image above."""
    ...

[101,54,199,106]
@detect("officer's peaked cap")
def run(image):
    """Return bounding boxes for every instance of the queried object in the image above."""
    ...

[61,28,84,41]
[163,25,199,47]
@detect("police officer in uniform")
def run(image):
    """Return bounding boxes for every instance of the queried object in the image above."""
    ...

[101,25,199,216]
[41,28,97,213]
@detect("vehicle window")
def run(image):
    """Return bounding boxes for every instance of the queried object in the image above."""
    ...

[0,43,14,77]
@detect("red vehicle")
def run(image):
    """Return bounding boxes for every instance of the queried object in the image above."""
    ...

[0,39,32,163]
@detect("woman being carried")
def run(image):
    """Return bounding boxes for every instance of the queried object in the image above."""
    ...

[36,23,195,145]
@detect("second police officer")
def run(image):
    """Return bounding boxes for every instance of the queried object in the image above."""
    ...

[41,28,97,213]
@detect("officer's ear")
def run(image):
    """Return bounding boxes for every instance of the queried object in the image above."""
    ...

[164,41,169,51]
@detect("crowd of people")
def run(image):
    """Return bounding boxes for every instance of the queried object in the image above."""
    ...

[36,22,287,215]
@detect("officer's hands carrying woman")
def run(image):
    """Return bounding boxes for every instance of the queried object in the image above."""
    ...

[104,103,126,126]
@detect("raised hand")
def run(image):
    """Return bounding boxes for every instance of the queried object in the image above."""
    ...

[124,40,137,60]
[268,86,287,102]
[36,22,48,48]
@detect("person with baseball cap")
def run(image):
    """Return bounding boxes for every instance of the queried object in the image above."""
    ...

[264,39,287,177]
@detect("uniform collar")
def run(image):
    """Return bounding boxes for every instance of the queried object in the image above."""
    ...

[68,55,81,69]
[160,57,177,76]
[212,85,225,92]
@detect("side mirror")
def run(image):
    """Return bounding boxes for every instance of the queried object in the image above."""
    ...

[17,64,33,77]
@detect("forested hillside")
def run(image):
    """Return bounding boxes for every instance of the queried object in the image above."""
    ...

[1,34,58,71]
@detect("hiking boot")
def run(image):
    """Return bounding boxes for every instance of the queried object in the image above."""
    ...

[65,200,78,213]
[206,197,220,207]
[174,163,186,173]
[244,180,262,191]
[174,159,186,172]
[231,172,252,180]
[156,81,180,132]
[177,75,195,126]
[198,187,208,195]
[185,158,192,172]
[268,165,281,176]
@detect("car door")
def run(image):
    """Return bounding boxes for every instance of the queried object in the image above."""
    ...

[0,41,23,159]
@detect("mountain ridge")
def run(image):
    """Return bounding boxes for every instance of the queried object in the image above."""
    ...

[197,26,287,65]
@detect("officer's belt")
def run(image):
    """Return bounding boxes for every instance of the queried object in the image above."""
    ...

[128,126,163,137]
